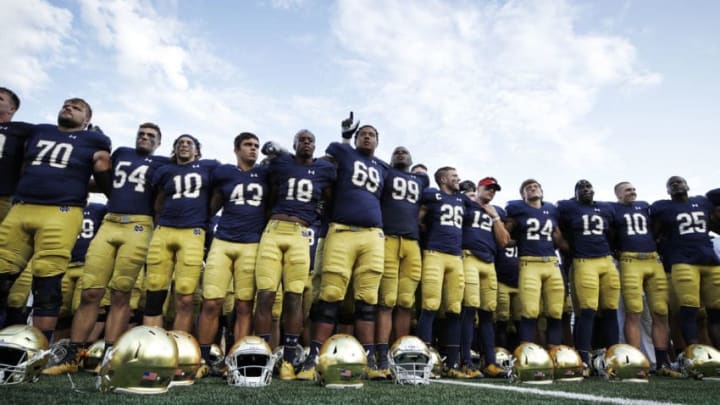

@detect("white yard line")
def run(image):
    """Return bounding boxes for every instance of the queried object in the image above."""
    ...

[432,379,684,405]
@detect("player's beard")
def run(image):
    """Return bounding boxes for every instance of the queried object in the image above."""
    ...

[58,115,81,128]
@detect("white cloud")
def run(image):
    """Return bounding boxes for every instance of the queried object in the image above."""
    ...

[0,0,74,94]
[331,0,660,178]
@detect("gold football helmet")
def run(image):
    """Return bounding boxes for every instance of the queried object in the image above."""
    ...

[388,335,433,385]
[225,336,275,387]
[83,340,106,372]
[0,325,50,384]
[677,344,720,380]
[316,333,367,388]
[511,343,553,384]
[549,345,583,381]
[601,344,650,383]
[167,330,201,386]
[97,326,178,394]
[495,347,513,373]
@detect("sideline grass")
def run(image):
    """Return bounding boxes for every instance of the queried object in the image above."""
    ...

[2,373,717,404]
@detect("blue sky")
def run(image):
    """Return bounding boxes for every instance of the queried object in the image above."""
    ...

[2,0,718,206]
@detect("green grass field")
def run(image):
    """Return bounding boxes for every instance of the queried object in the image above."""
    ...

[2,373,718,405]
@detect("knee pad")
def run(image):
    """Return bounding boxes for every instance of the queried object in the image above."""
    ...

[31,275,63,316]
[310,300,339,325]
[354,300,376,322]
[56,315,73,330]
[144,290,169,316]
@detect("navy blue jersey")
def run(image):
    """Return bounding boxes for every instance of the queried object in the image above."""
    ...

[382,169,429,239]
[152,159,220,228]
[495,245,519,287]
[0,121,34,196]
[557,199,614,258]
[506,201,560,257]
[610,201,656,253]
[205,213,222,253]
[107,147,169,216]
[650,196,719,266]
[269,154,336,224]
[462,200,505,262]
[212,163,270,243]
[326,142,388,228]
[14,124,111,206]
[707,188,720,205]
[421,188,465,256]
[70,202,108,262]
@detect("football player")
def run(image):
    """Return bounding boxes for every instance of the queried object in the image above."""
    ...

[54,201,107,340]
[651,176,720,348]
[611,181,678,376]
[558,180,620,366]
[196,132,269,378]
[375,146,428,377]
[415,166,466,378]
[494,242,520,350]
[0,98,112,339]
[460,177,510,377]
[504,179,567,349]
[253,129,335,380]
[0,86,28,221]
[142,134,219,332]
[298,113,388,380]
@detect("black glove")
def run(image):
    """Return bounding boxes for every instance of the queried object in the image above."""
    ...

[87,123,104,134]
[261,141,287,156]
[341,111,359,139]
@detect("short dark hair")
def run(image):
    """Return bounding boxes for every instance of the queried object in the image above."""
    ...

[434,166,456,187]
[64,97,92,120]
[293,129,315,150]
[411,163,427,172]
[0,87,20,110]
[234,132,259,149]
[139,122,162,140]
[459,180,476,193]
[354,124,379,140]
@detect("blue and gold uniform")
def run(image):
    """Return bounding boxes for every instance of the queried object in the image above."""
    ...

[317,142,387,305]
[379,169,428,310]
[506,200,565,344]
[558,197,619,357]
[82,148,169,293]
[203,164,270,301]
[650,195,720,344]
[611,201,667,316]
[0,124,110,321]
[255,154,335,295]
[145,159,219,298]
[461,200,504,311]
